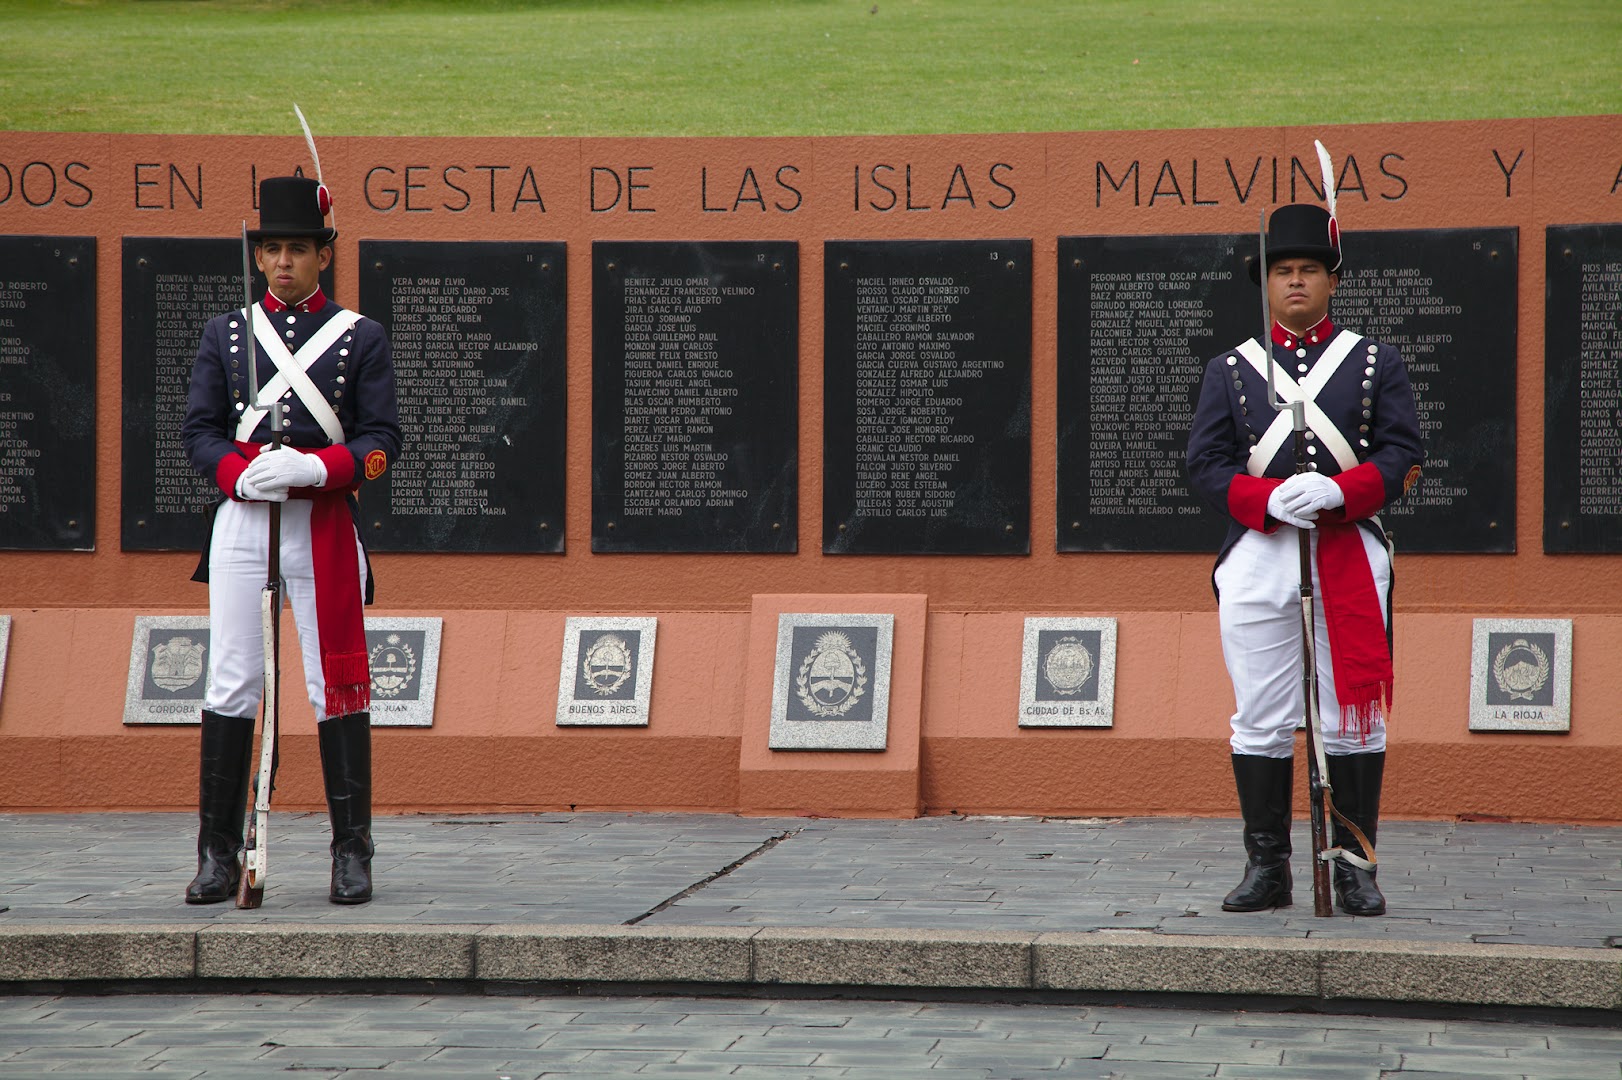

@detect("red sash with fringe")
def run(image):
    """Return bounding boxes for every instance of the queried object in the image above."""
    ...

[235,441,369,717]
[1315,521,1390,740]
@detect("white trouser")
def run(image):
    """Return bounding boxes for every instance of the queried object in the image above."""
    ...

[204,499,368,723]
[1215,525,1390,758]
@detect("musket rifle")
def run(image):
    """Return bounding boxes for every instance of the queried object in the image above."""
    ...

[237,222,283,910]
[1258,207,1335,917]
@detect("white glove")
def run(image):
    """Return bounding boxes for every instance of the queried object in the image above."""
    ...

[241,444,327,494]
[235,472,289,503]
[1277,471,1345,517]
[1266,486,1316,530]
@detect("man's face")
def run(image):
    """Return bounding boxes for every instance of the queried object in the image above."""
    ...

[254,237,331,304]
[1266,257,1337,332]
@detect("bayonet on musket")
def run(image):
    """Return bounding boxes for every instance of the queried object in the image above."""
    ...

[237,223,283,910]
[1259,207,1334,917]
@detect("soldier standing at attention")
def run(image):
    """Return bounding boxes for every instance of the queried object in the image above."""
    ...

[181,175,402,905]
[1186,202,1423,916]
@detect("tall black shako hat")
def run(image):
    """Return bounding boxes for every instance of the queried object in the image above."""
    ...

[247,175,336,244]
[1249,202,1341,285]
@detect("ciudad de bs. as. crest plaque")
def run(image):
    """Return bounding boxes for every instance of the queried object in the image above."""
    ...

[124,615,212,725]
[1468,618,1572,732]
[769,613,894,751]
[1018,617,1118,727]
[556,616,658,726]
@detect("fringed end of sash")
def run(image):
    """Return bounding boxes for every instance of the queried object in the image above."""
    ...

[323,651,371,719]
[1339,681,1390,744]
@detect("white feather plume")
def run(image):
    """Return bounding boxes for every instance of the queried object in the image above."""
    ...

[294,103,322,185]
[292,103,333,233]
[1313,138,1336,219]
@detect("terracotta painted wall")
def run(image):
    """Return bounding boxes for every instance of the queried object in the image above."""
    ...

[2,117,1620,819]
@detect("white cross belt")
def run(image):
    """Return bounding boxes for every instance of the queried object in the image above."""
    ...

[235,304,363,445]
[1238,329,1362,477]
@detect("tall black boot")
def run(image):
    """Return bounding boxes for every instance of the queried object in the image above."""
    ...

[185,710,254,904]
[1327,751,1386,915]
[1222,754,1294,912]
[319,711,374,904]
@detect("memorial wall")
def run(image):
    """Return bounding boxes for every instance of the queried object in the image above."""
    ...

[2,118,1621,819]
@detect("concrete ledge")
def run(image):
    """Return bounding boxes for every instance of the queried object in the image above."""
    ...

[0,924,195,981]
[1034,931,1321,996]
[1,923,1619,1013]
[196,924,479,981]
[752,927,1032,989]
[1318,939,1622,1010]
[477,924,755,983]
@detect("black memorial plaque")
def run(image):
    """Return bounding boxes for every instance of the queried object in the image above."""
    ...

[592,241,798,552]
[1057,234,1250,552]
[1545,224,1622,552]
[1332,227,1517,553]
[359,240,566,553]
[824,239,1031,554]
[121,237,333,551]
[0,235,96,551]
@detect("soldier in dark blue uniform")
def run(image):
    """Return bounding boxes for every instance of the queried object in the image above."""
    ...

[1186,203,1423,916]
[181,175,401,905]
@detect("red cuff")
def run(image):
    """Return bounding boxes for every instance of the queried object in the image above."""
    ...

[1334,463,1386,520]
[215,453,250,499]
[315,445,356,489]
[1229,474,1283,533]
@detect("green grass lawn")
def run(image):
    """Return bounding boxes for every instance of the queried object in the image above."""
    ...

[1,0,1617,136]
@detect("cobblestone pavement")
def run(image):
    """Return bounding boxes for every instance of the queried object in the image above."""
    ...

[3,812,1619,947]
[4,990,1622,1079]
[5,811,1621,1077]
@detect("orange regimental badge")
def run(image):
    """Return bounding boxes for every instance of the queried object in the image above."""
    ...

[1403,465,1422,494]
[364,450,388,480]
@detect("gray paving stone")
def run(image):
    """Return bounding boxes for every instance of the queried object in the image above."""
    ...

[1318,939,1622,1009]
[1035,931,1320,996]
[0,922,194,980]
[195,922,479,980]
[478,923,755,983]
[752,926,1032,988]
[1215,1067,1380,1079]
[670,1047,823,1066]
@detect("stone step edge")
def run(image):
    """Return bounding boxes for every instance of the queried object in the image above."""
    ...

[1,923,1616,1011]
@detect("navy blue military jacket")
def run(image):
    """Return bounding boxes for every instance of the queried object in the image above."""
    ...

[1185,316,1424,573]
[182,289,402,499]
[181,289,402,591]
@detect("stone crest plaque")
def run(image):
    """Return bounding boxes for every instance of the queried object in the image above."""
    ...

[1469,618,1572,732]
[769,613,894,751]
[556,616,658,726]
[365,617,443,728]
[1018,617,1118,728]
[124,615,212,725]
